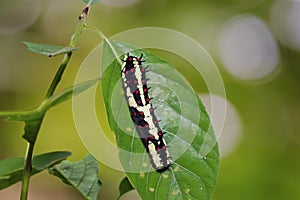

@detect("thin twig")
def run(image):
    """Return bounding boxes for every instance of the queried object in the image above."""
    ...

[85,25,123,65]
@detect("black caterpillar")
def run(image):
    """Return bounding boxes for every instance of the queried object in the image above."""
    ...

[121,53,172,172]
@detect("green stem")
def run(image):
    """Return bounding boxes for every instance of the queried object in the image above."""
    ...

[84,25,122,65]
[20,117,43,200]
[20,142,36,200]
[20,5,90,200]
[44,22,85,99]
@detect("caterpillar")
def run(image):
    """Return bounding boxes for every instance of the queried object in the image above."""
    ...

[121,53,172,172]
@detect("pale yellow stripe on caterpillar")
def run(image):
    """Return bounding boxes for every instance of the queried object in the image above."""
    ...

[132,59,146,106]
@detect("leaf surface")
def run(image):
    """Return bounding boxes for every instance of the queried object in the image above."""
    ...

[101,41,219,200]
[118,177,134,199]
[42,78,100,110]
[0,151,71,190]
[23,41,77,57]
[49,154,101,200]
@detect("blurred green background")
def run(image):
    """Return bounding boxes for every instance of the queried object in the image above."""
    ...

[1,0,300,199]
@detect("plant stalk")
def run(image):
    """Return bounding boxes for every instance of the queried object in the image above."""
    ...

[85,25,122,65]
[20,141,36,200]
[44,21,85,99]
[20,6,89,200]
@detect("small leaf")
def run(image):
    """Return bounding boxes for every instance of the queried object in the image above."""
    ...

[23,41,77,57]
[49,154,101,200]
[101,41,219,200]
[0,151,71,190]
[32,151,72,171]
[117,177,134,199]
[82,0,101,5]
[0,158,24,190]
[41,78,99,111]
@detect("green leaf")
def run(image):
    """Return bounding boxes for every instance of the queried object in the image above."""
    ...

[49,154,101,200]
[0,158,24,190]
[0,151,71,190]
[118,177,134,199]
[23,41,77,57]
[101,41,219,200]
[82,0,101,5]
[32,151,72,170]
[41,78,100,111]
